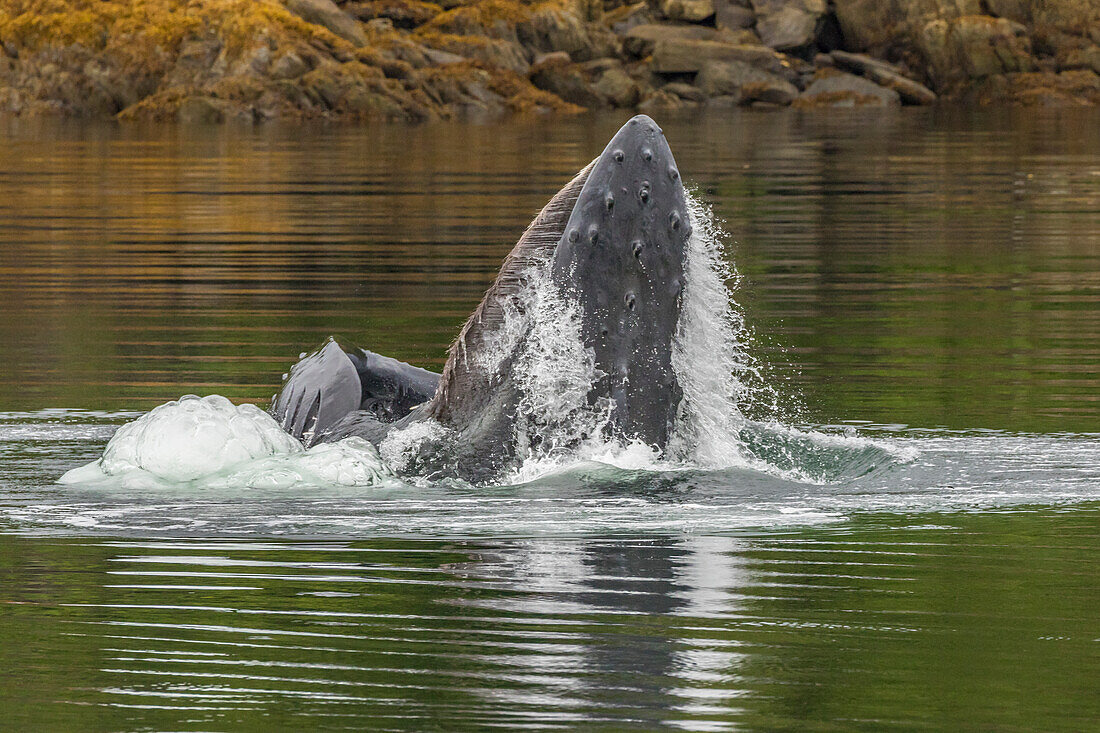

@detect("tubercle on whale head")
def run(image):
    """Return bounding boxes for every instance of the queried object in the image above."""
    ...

[551,114,690,449]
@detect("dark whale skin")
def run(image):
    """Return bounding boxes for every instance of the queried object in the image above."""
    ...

[270,115,690,479]
[551,115,688,448]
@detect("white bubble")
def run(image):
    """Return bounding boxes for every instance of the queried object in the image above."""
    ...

[59,395,391,489]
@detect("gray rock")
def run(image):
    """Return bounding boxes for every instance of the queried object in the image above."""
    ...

[518,7,609,63]
[663,81,707,101]
[280,0,368,46]
[866,65,937,104]
[271,52,310,80]
[695,58,799,103]
[831,0,981,53]
[750,0,826,51]
[177,96,225,124]
[919,15,1033,83]
[534,51,572,66]
[796,68,901,106]
[608,2,653,35]
[715,2,756,30]
[637,89,695,111]
[530,58,603,107]
[829,49,897,76]
[651,38,799,82]
[660,0,716,22]
[622,23,723,58]
[829,50,936,104]
[594,67,641,106]
[582,57,623,75]
[422,47,466,65]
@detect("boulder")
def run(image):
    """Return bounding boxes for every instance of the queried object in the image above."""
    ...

[829,49,902,76]
[177,96,226,123]
[920,15,1033,83]
[662,81,707,101]
[342,0,442,29]
[660,0,716,22]
[594,66,641,106]
[423,35,531,74]
[1030,0,1100,37]
[582,57,623,74]
[715,1,756,30]
[607,2,654,34]
[864,64,937,103]
[281,0,369,46]
[1048,34,1100,74]
[750,0,827,51]
[270,52,311,79]
[638,89,696,110]
[967,68,1100,105]
[622,23,723,57]
[530,56,603,107]
[983,0,1030,25]
[831,0,981,53]
[695,58,799,102]
[518,7,616,62]
[650,38,800,82]
[795,67,901,105]
[829,50,936,103]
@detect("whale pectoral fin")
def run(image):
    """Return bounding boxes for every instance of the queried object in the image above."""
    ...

[272,338,442,444]
[271,338,363,444]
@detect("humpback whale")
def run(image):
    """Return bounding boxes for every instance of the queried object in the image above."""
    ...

[271,115,691,481]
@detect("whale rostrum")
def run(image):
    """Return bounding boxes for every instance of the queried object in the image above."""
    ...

[271,115,690,480]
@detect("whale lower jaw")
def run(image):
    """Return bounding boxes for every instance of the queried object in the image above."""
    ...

[271,115,689,481]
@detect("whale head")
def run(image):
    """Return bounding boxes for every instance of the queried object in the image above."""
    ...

[551,115,689,448]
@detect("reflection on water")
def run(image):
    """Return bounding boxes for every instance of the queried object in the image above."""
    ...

[0,109,1097,431]
[6,520,1100,730]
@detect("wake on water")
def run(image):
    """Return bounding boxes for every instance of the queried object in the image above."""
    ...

[58,195,915,493]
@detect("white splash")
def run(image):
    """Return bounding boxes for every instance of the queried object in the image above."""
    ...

[379,419,452,475]
[498,192,914,485]
[511,263,611,463]
[667,195,756,468]
[60,394,391,489]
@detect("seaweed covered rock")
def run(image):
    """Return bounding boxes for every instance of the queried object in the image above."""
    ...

[0,0,579,120]
[0,0,1098,120]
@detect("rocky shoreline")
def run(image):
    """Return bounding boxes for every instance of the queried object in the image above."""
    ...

[0,0,1097,122]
